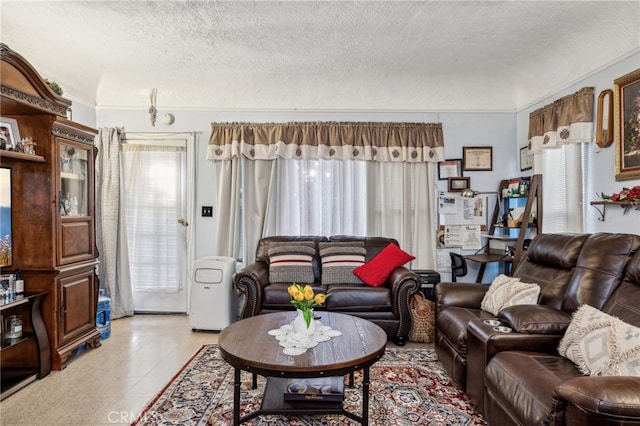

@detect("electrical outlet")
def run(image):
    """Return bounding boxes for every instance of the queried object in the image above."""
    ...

[201,206,213,217]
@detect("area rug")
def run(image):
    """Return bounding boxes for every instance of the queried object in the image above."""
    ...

[133,345,486,426]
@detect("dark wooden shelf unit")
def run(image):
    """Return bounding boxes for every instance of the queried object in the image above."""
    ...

[0,292,50,400]
[465,174,542,282]
[1,43,100,373]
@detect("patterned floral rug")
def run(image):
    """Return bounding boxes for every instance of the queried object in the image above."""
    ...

[133,345,487,426]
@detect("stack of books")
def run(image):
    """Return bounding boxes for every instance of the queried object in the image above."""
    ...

[284,376,345,402]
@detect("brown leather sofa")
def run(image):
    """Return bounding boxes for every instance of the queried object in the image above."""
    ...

[435,232,640,425]
[485,244,640,425]
[233,235,421,345]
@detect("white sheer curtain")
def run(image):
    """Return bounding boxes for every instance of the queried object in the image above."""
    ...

[246,158,436,268]
[121,144,185,292]
[95,128,133,319]
[264,159,368,237]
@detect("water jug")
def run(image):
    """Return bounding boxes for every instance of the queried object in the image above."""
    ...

[96,289,111,339]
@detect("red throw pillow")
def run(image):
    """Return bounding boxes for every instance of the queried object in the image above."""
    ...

[353,243,415,286]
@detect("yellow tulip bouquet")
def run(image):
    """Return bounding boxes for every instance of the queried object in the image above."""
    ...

[287,283,329,328]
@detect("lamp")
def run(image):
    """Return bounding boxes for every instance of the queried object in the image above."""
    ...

[461,189,497,198]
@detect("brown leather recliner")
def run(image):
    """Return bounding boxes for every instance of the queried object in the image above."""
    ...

[483,243,640,426]
[467,232,640,414]
[435,232,640,406]
[435,233,591,391]
[233,235,421,345]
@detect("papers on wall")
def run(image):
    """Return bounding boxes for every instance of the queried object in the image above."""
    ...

[439,196,458,214]
[443,225,482,250]
[463,198,484,221]
[438,194,487,226]
[438,192,490,249]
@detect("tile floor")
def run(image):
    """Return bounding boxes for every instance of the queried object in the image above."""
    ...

[0,315,216,425]
[0,314,431,425]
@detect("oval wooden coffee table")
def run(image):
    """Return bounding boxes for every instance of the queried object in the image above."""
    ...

[218,311,387,425]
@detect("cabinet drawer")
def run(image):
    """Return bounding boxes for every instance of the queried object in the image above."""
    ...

[59,218,94,264]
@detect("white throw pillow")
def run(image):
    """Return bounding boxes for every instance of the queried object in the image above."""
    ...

[558,304,640,376]
[480,274,540,316]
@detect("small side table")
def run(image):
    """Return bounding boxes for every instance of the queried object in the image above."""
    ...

[412,270,440,301]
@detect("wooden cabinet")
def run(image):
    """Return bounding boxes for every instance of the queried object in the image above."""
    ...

[0,44,100,370]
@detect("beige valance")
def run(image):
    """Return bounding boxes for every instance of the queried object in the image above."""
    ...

[529,87,594,153]
[206,121,445,163]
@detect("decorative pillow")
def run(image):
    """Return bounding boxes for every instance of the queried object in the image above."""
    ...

[352,243,415,287]
[318,242,366,285]
[268,241,316,284]
[480,274,540,316]
[558,304,640,376]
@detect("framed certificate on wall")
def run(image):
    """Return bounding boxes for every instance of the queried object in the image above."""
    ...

[520,146,533,171]
[437,158,463,180]
[462,146,492,171]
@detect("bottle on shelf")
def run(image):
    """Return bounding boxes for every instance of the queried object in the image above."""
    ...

[519,180,527,196]
[14,269,24,296]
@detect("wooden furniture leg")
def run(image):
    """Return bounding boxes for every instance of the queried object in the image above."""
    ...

[233,367,241,426]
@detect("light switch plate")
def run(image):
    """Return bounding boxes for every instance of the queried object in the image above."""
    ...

[201,206,213,217]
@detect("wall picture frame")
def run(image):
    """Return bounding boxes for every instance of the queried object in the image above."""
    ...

[437,158,463,180]
[462,146,492,171]
[520,146,533,171]
[614,68,640,181]
[447,176,470,192]
[0,167,12,268]
[0,117,21,150]
[596,89,614,148]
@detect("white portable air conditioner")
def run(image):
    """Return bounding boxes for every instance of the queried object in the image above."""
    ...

[189,256,236,331]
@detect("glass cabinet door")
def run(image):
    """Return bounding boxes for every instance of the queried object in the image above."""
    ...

[57,137,94,266]
[59,143,88,217]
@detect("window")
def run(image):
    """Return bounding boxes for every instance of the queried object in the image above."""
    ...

[535,143,585,233]
[268,158,368,236]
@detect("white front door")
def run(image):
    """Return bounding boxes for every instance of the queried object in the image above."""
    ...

[122,132,194,313]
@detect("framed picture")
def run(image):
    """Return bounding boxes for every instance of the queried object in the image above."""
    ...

[0,167,12,268]
[614,68,640,181]
[447,176,470,192]
[0,117,21,150]
[462,146,493,171]
[520,146,533,171]
[596,89,614,148]
[437,158,463,180]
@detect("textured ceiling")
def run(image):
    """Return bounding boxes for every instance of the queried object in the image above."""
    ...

[1,1,639,111]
